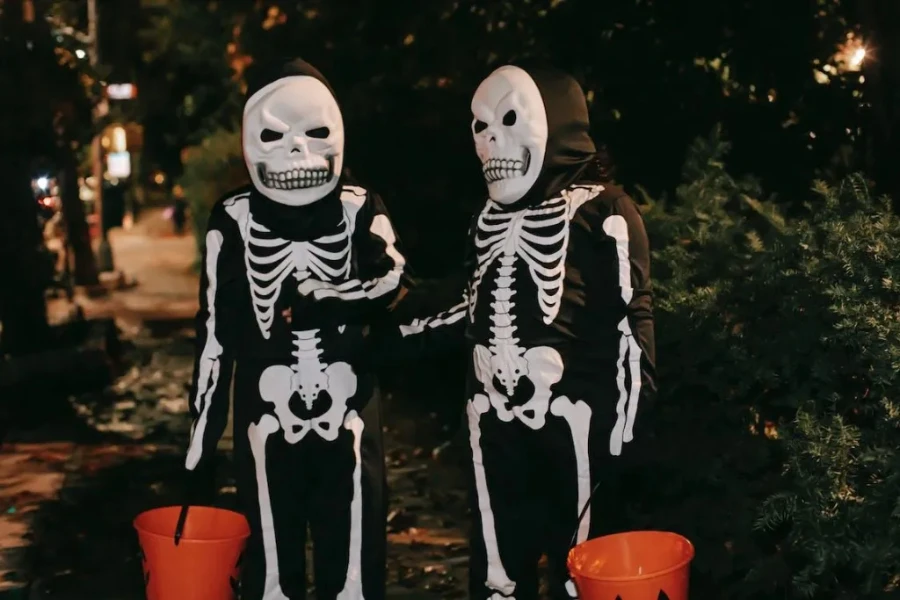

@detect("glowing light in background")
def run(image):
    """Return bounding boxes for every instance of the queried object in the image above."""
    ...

[36,176,49,190]
[111,126,127,153]
[816,34,868,85]
[75,48,86,59]
[107,83,135,100]
[835,35,867,73]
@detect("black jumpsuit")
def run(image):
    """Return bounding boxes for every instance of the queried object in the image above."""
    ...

[382,60,655,599]
[185,183,405,600]
[388,182,655,599]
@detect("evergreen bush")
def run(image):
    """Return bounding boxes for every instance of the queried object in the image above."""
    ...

[177,128,246,261]
[630,127,900,599]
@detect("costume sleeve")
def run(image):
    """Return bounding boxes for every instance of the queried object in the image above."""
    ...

[185,200,243,471]
[602,193,657,451]
[295,189,408,324]
[390,279,469,361]
[369,218,476,366]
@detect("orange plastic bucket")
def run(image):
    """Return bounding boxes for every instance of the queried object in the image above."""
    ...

[567,531,695,600]
[134,506,251,600]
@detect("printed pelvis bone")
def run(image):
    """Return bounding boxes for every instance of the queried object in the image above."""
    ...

[259,331,358,444]
[242,75,345,207]
[473,255,564,430]
[471,65,548,205]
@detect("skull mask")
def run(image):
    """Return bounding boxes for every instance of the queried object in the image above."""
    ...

[243,76,345,206]
[471,66,548,205]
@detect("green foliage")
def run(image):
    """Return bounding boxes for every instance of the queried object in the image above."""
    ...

[137,0,241,177]
[749,176,900,598]
[0,5,93,155]
[629,129,900,599]
[131,0,877,269]
[177,128,246,260]
[44,0,108,107]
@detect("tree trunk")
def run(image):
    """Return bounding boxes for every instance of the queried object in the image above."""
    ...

[0,0,51,356]
[58,142,100,286]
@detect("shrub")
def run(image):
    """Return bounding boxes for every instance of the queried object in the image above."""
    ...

[627,128,900,599]
[177,128,247,262]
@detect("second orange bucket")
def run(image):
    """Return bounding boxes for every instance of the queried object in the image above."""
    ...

[134,506,250,600]
[567,530,695,600]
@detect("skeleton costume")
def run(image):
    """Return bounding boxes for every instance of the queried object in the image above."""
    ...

[387,65,656,599]
[185,59,405,600]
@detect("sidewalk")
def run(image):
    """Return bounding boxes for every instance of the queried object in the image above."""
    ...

[48,209,201,332]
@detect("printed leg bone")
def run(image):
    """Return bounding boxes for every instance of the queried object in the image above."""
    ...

[248,415,290,600]
[467,394,517,597]
[551,396,593,598]
[336,411,365,600]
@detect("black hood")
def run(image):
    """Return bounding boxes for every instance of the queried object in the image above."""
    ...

[245,57,337,105]
[502,62,599,210]
[242,58,349,241]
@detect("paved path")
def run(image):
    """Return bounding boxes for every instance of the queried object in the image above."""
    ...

[48,209,200,332]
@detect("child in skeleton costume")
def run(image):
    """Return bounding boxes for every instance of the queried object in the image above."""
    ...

[184,58,406,600]
[380,65,656,599]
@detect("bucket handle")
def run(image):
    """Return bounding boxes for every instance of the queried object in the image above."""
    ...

[174,455,219,545]
[569,480,604,550]
[174,504,189,546]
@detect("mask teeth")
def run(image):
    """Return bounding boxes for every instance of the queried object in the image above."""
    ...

[481,152,529,184]
[260,160,336,190]
[263,167,331,190]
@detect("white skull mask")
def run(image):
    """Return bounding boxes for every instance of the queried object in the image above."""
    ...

[242,76,345,206]
[471,66,548,205]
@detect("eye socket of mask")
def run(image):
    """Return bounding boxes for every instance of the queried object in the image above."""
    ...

[472,111,518,134]
[307,126,330,139]
[261,128,284,143]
